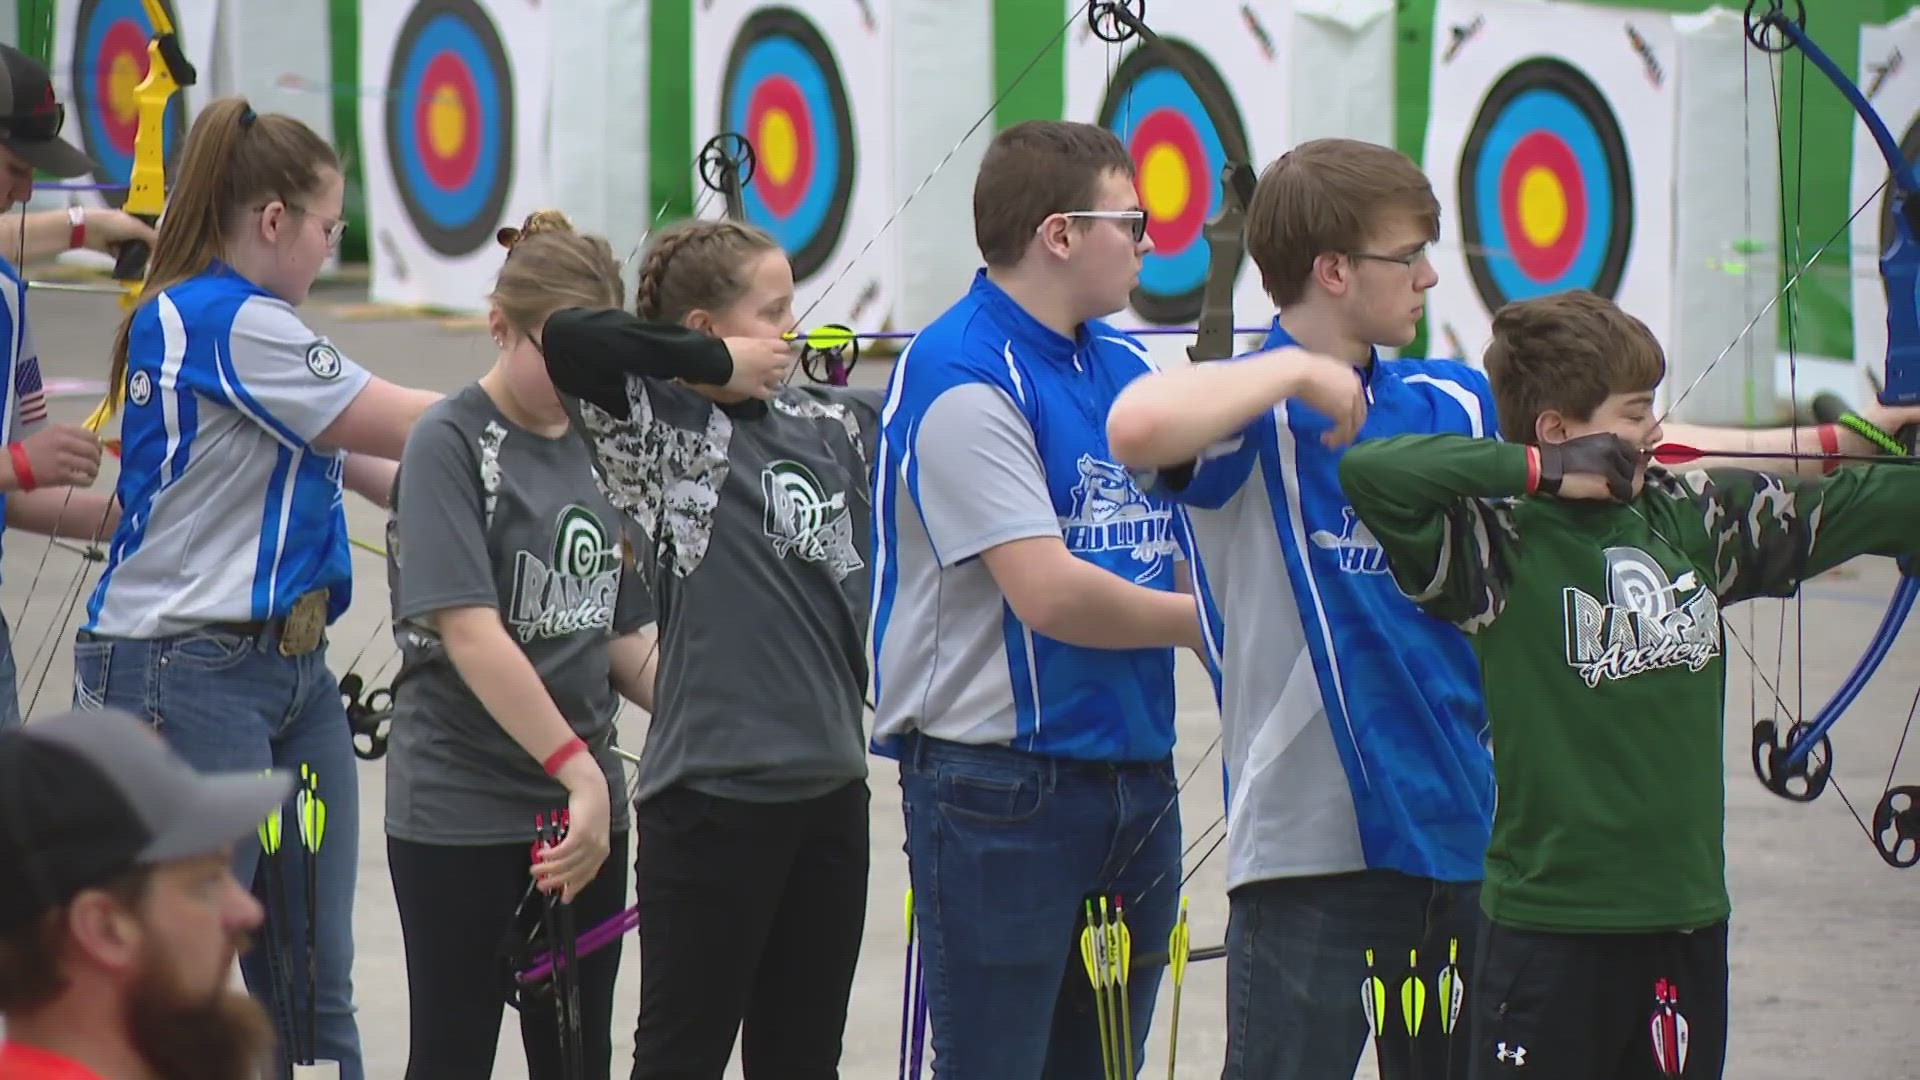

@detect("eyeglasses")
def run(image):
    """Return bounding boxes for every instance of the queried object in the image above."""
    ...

[1062,209,1148,243]
[265,203,349,250]
[1346,244,1431,270]
[0,103,66,143]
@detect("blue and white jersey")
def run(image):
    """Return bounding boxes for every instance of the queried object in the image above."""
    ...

[1140,320,1498,888]
[84,263,371,638]
[0,255,50,570]
[869,271,1186,763]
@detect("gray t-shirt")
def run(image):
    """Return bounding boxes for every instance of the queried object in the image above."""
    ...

[383,383,651,845]
[563,376,881,805]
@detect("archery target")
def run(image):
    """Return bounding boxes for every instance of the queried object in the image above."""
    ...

[360,0,551,313]
[1064,2,1290,362]
[1853,11,1920,400]
[1457,59,1632,311]
[383,0,514,258]
[1096,40,1251,325]
[1424,0,1674,371]
[66,0,187,208]
[695,1,895,333]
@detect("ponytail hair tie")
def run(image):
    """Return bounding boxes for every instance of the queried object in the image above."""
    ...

[239,105,257,128]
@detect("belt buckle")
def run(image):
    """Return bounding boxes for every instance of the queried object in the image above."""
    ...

[279,589,328,657]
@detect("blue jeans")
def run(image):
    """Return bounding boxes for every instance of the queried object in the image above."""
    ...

[72,626,364,1080]
[0,613,20,731]
[1224,868,1482,1080]
[897,733,1182,1080]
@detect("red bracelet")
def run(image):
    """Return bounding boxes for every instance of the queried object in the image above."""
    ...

[67,206,85,250]
[542,736,588,777]
[1817,423,1840,474]
[1524,445,1541,494]
[8,443,36,491]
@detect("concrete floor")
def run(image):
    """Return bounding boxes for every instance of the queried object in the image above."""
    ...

[4,279,1917,1079]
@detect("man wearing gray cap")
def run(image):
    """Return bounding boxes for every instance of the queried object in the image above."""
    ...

[0,42,126,729]
[0,708,287,1079]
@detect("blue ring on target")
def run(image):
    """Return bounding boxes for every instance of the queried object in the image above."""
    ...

[1457,58,1633,312]
[384,0,515,258]
[720,7,855,281]
[1097,39,1248,325]
[70,0,187,208]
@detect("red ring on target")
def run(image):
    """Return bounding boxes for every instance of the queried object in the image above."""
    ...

[747,76,815,219]
[1496,131,1587,283]
[95,19,148,151]
[1128,109,1208,253]
[414,52,484,192]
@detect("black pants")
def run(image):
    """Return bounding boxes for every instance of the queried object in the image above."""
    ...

[1467,917,1729,1079]
[387,830,632,1080]
[630,779,870,1080]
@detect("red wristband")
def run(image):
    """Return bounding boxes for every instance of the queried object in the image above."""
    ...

[1817,423,1840,474]
[1524,445,1541,494]
[9,443,36,491]
[542,736,588,777]
[67,206,85,250]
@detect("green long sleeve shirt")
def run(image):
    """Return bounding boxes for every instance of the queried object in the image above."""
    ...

[1337,434,1920,932]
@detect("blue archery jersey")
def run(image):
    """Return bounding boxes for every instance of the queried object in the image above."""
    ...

[85,263,371,639]
[1140,321,1498,887]
[868,271,1186,762]
[0,255,48,574]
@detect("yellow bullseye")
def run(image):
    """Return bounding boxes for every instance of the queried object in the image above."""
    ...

[108,52,142,124]
[1140,143,1189,222]
[427,85,466,161]
[1517,167,1567,247]
[759,110,799,183]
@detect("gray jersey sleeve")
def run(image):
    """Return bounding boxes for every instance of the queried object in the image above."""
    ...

[392,409,499,620]
[223,296,372,448]
[911,382,1058,568]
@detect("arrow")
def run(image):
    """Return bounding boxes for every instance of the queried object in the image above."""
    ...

[294,764,326,1065]
[1165,897,1189,1080]
[1651,442,1910,466]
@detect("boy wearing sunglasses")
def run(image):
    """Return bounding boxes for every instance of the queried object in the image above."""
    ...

[867,119,1208,1075]
[0,44,121,729]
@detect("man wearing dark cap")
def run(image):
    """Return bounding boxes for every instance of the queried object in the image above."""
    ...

[0,708,286,1079]
[0,43,132,730]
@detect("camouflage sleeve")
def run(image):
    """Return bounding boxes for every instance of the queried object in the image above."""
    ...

[1652,462,1920,606]
[1337,433,1531,631]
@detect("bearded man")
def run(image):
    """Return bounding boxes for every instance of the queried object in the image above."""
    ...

[0,708,288,1080]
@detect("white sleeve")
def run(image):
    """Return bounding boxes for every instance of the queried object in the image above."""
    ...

[210,295,372,448]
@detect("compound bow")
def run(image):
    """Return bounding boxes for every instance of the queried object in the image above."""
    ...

[1737,0,1919,869]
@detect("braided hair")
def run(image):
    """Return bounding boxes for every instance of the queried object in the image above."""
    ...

[633,218,780,325]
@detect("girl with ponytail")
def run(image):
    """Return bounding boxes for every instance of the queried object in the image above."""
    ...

[538,218,882,1079]
[72,97,442,1080]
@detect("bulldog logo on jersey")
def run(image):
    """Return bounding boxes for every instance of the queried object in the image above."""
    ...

[1563,546,1721,687]
[1310,506,1389,575]
[1062,454,1179,585]
[506,506,622,643]
[306,340,343,380]
[761,458,864,581]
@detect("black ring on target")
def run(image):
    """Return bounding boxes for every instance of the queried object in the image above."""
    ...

[383,0,515,258]
[70,0,187,208]
[1457,57,1634,314]
[1097,37,1250,324]
[719,7,856,280]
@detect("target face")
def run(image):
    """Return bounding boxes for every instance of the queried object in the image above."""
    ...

[1457,58,1633,312]
[1097,39,1249,324]
[384,0,515,258]
[554,507,618,578]
[720,7,855,280]
[69,0,186,207]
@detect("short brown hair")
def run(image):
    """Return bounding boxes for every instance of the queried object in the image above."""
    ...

[972,120,1135,269]
[0,866,153,1014]
[1246,138,1440,306]
[1482,290,1666,444]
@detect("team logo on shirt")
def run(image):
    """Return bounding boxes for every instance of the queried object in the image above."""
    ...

[1062,454,1179,584]
[305,340,343,380]
[506,506,622,642]
[1309,505,1389,575]
[1562,546,1721,687]
[126,370,151,407]
[761,458,865,581]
